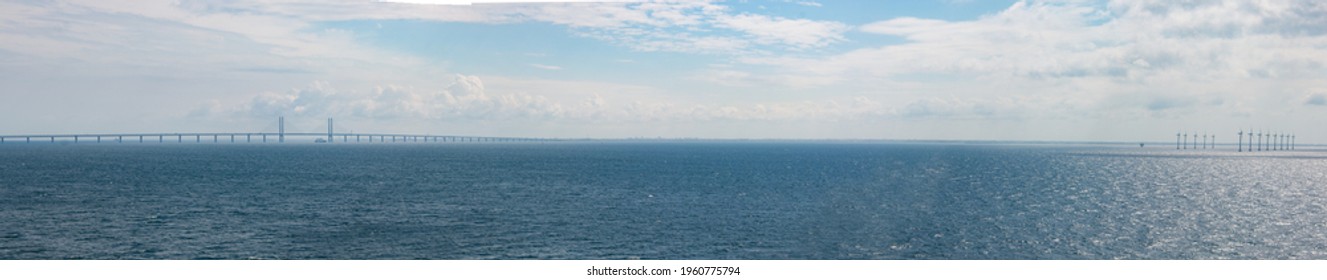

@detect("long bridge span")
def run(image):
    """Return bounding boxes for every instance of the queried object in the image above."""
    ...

[0,117,549,144]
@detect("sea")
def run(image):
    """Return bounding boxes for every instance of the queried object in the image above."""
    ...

[1,142,1325,259]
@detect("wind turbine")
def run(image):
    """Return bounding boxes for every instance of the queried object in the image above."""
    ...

[1257,130,1263,151]
[1261,129,1266,151]
[1211,134,1215,149]
[1184,132,1189,150]
[1274,132,1280,151]
[1268,132,1279,149]
[1176,132,1182,150]
[1269,132,1275,151]
[1237,130,1244,152]
[1202,133,1207,149]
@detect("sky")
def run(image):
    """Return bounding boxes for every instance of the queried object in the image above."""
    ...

[2,0,1326,142]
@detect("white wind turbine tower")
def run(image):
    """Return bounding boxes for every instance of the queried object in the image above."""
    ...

[1196,133,1201,149]
[1269,132,1275,151]
[1237,130,1244,152]
[1257,130,1263,151]
[1202,133,1207,149]
[1176,132,1182,150]
[1268,132,1279,150]
[1267,132,1273,151]
[1268,132,1279,151]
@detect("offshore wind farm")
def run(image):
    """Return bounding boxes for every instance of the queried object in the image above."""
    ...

[1172,129,1299,152]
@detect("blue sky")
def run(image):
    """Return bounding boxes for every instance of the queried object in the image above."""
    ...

[2,0,1326,141]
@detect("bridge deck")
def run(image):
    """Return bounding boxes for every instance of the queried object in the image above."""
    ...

[0,133,546,144]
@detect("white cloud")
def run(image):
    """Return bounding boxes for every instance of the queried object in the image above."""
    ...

[12,0,1327,140]
[776,0,822,8]
[0,0,850,80]
[739,0,1327,124]
[713,14,849,49]
[197,74,922,125]
[529,63,563,70]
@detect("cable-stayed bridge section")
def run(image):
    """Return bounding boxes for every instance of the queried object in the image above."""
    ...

[0,117,548,144]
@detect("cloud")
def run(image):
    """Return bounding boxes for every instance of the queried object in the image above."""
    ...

[781,1,822,8]
[0,0,850,73]
[1146,96,1197,111]
[529,63,562,70]
[197,74,919,124]
[224,75,568,121]
[845,0,1327,80]
[359,0,849,53]
[736,0,1327,123]
[713,14,849,49]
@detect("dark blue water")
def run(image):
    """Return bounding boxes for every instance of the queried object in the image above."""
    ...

[2,143,1326,259]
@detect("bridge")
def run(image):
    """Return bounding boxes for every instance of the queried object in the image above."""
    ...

[0,117,548,144]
